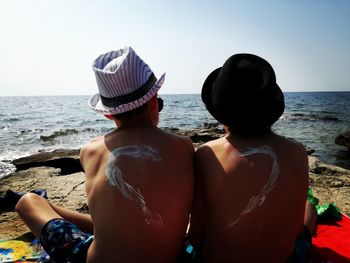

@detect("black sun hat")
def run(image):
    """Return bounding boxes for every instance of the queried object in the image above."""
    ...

[201,53,285,134]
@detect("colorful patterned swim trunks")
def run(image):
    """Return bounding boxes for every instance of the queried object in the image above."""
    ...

[40,218,94,263]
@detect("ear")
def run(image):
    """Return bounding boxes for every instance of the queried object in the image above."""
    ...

[148,96,158,111]
[104,114,114,120]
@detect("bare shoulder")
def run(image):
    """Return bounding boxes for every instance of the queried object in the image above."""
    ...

[196,136,226,152]
[272,134,309,177]
[159,129,194,152]
[80,136,103,156]
[195,137,226,161]
[271,133,305,152]
[80,136,105,171]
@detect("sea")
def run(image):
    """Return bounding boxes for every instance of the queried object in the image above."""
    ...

[0,92,349,179]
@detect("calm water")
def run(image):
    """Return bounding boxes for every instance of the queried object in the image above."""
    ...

[0,92,349,178]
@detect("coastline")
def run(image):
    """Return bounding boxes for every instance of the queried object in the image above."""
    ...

[1,128,350,239]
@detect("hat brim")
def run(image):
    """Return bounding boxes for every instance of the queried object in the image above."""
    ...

[201,67,222,122]
[89,73,165,115]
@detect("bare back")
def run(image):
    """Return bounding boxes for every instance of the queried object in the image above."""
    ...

[191,132,309,262]
[81,126,194,262]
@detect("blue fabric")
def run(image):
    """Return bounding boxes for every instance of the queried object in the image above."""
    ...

[182,227,312,263]
[288,227,312,263]
[40,218,93,263]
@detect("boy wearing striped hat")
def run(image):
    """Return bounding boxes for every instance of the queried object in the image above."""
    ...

[16,47,194,262]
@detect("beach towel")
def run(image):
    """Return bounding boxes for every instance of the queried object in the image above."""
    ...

[1,222,350,263]
[311,214,350,263]
[0,233,49,263]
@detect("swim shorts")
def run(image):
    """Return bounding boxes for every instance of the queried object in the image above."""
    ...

[40,218,94,263]
[288,226,312,263]
[178,238,204,263]
[180,227,312,263]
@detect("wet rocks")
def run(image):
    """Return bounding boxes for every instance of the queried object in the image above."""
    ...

[335,131,350,151]
[305,146,315,155]
[290,113,339,122]
[12,149,82,175]
[176,125,225,145]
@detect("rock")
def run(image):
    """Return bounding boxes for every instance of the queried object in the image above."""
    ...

[203,122,220,129]
[305,146,315,155]
[12,149,82,175]
[330,180,344,187]
[308,156,321,171]
[290,113,339,122]
[163,127,180,133]
[174,128,225,144]
[189,131,223,143]
[335,131,350,151]
[0,166,87,239]
[308,155,349,176]
[309,156,350,216]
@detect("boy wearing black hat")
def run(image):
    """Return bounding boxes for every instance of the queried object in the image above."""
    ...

[189,54,311,262]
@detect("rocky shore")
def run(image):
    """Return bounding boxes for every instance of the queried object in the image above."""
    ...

[1,128,350,240]
[335,130,350,151]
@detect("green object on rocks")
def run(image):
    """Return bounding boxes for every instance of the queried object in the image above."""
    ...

[316,203,342,220]
[307,188,342,220]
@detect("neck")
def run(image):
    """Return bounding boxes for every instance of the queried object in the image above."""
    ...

[224,125,272,138]
[115,116,157,129]
[225,130,274,142]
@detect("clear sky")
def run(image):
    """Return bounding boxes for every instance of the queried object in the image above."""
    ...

[0,0,349,96]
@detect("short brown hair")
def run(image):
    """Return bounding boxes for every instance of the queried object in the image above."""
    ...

[228,125,272,137]
[112,101,149,121]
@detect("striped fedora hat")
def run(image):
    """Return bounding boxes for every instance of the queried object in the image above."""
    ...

[89,46,165,115]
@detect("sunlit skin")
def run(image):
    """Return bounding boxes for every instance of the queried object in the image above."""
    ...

[16,96,195,263]
[189,126,309,262]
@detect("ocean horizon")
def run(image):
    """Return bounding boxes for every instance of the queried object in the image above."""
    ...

[1,90,350,97]
[1,92,349,178]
